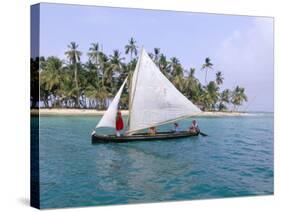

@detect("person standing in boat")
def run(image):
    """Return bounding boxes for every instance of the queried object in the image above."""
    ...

[189,120,199,133]
[148,127,156,135]
[173,123,181,133]
[115,110,124,137]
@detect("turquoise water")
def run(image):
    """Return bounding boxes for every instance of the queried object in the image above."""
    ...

[37,113,273,208]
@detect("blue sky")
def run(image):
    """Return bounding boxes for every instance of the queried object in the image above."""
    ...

[35,3,274,112]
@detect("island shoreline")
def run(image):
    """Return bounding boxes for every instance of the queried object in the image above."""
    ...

[31,109,250,117]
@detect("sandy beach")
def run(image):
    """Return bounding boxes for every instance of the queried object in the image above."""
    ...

[31,109,249,117]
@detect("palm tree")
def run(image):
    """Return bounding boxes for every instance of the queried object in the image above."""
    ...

[124,38,138,94]
[215,71,224,85]
[88,43,102,66]
[153,48,160,66]
[221,89,230,103]
[57,68,77,108]
[173,75,186,93]
[31,57,40,108]
[40,56,65,107]
[159,54,170,77]
[201,57,213,84]
[97,51,109,80]
[121,58,137,89]
[188,68,196,78]
[65,42,82,108]
[203,81,219,110]
[231,86,248,111]
[170,57,182,77]
[218,89,231,111]
[125,37,138,62]
[185,68,200,101]
[85,81,109,109]
[108,50,124,70]
[105,50,124,89]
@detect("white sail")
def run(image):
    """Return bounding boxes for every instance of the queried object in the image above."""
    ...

[95,78,127,129]
[127,49,201,134]
[128,48,142,126]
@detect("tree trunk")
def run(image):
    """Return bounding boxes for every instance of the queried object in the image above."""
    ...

[74,64,80,108]
[44,99,48,108]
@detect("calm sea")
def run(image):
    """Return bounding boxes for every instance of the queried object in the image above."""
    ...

[35,113,273,208]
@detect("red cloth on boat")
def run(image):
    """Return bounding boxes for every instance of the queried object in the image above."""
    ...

[116,116,124,131]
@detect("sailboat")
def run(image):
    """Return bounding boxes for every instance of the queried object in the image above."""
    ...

[91,48,202,143]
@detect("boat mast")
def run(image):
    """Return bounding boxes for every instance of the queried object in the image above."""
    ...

[126,74,132,129]
[126,47,143,134]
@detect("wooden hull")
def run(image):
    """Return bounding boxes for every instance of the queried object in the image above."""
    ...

[91,131,199,144]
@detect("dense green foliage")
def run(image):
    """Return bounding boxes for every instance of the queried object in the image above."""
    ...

[31,38,247,111]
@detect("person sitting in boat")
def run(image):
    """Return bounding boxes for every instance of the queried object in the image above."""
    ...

[172,123,181,133]
[189,120,199,133]
[148,127,156,136]
[115,110,124,137]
